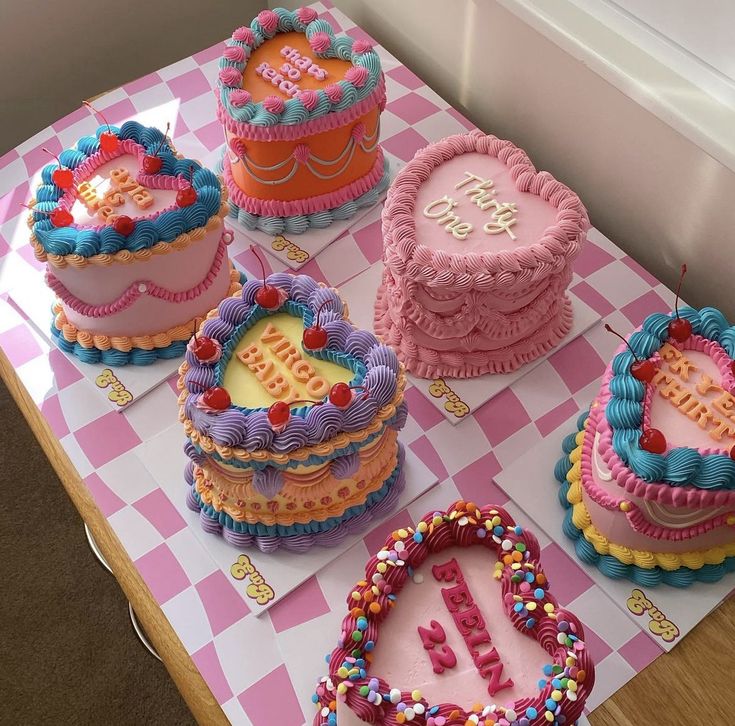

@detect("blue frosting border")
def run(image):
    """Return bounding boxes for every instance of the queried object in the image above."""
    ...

[555,411,735,587]
[606,306,735,491]
[215,298,366,417]
[31,120,223,258]
[218,7,382,127]
[51,319,187,367]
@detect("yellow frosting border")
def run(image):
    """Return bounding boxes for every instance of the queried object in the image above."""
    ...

[52,265,242,351]
[565,422,735,570]
[29,195,229,269]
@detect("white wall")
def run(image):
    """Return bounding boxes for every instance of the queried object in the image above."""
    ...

[273,0,735,317]
[0,0,260,153]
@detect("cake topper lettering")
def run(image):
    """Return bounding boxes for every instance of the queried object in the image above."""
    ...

[416,619,458,674]
[109,167,154,209]
[651,342,735,443]
[428,378,470,418]
[429,556,514,697]
[230,554,275,605]
[626,588,679,643]
[254,46,329,97]
[421,171,519,241]
[237,322,330,401]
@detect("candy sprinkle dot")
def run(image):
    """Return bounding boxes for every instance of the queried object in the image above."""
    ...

[534,587,545,599]
[411,689,422,701]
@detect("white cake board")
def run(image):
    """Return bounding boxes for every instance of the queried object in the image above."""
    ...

[216,152,401,271]
[340,262,602,425]
[495,412,735,652]
[7,280,182,412]
[135,423,438,614]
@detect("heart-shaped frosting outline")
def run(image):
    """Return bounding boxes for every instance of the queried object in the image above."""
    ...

[605,306,735,491]
[179,271,406,463]
[313,500,594,726]
[381,130,589,292]
[29,120,224,260]
[217,7,385,141]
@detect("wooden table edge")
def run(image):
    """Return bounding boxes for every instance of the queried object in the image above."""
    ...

[0,348,228,726]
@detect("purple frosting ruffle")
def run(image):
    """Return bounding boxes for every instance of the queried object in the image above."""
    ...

[330,451,360,479]
[183,271,404,452]
[252,467,284,498]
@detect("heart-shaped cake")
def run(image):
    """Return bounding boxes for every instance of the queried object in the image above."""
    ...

[28,120,240,365]
[179,271,408,552]
[375,131,589,378]
[216,7,388,235]
[313,501,594,725]
[557,305,735,586]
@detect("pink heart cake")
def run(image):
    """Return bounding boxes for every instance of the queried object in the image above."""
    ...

[556,305,735,586]
[28,120,240,365]
[375,131,589,379]
[313,501,594,725]
[216,7,388,235]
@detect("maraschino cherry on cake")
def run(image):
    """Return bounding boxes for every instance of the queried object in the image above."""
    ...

[179,255,408,552]
[313,501,594,726]
[375,130,589,379]
[216,7,388,235]
[556,268,735,586]
[27,109,240,365]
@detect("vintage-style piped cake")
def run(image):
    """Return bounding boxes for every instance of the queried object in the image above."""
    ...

[313,501,594,725]
[179,269,407,552]
[216,7,388,235]
[557,285,735,586]
[28,119,240,366]
[376,130,589,379]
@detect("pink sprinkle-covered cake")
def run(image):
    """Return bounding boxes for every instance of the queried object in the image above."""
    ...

[556,303,735,587]
[313,501,594,726]
[375,131,589,379]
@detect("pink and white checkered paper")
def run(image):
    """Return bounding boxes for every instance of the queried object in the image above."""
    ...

[0,3,697,723]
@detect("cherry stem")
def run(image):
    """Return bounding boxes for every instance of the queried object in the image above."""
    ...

[83,101,112,134]
[673,264,686,320]
[250,244,269,289]
[312,300,331,330]
[604,324,640,362]
[42,147,65,170]
[21,203,55,217]
[153,123,170,156]
[193,317,201,341]
[188,164,195,187]
[350,384,370,400]
[288,398,323,407]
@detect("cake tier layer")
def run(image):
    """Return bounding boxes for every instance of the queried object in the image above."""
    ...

[375,284,573,378]
[186,443,405,553]
[51,225,233,337]
[193,426,399,527]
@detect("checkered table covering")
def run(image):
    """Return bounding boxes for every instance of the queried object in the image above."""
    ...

[0,3,686,724]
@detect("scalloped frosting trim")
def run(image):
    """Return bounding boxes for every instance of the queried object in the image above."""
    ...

[46,231,231,317]
[217,8,383,139]
[52,266,241,352]
[375,285,573,378]
[604,306,735,491]
[187,452,405,553]
[564,417,735,570]
[313,500,593,726]
[28,120,225,258]
[381,130,589,290]
[195,433,397,527]
[224,146,385,217]
[32,201,228,269]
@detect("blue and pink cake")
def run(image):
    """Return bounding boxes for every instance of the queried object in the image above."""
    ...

[313,501,594,725]
[28,118,240,365]
[178,270,407,552]
[216,7,388,235]
[557,298,735,587]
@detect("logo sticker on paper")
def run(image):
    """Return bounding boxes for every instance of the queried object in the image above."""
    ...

[230,554,275,605]
[429,378,470,418]
[626,588,680,643]
[272,235,309,263]
[95,368,134,407]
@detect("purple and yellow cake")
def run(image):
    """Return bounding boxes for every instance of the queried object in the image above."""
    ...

[178,271,407,551]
